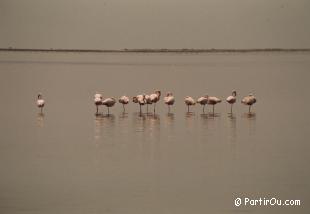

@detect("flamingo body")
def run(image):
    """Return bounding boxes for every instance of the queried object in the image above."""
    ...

[145,95,153,104]
[149,90,161,113]
[133,94,146,115]
[164,92,175,113]
[207,96,222,105]
[226,90,237,113]
[94,93,103,105]
[164,94,175,105]
[36,99,45,108]
[241,94,256,106]
[119,95,129,112]
[102,97,116,115]
[94,93,103,113]
[102,98,116,107]
[197,96,208,113]
[184,96,195,112]
[119,96,129,105]
[205,95,221,114]
[133,94,146,105]
[226,96,236,104]
[36,94,45,113]
[144,94,153,113]
[226,90,237,104]
[241,93,257,113]
[197,97,208,105]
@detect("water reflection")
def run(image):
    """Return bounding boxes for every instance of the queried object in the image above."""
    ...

[147,114,160,134]
[164,113,175,143]
[200,113,209,120]
[165,113,175,127]
[185,112,196,132]
[199,113,216,136]
[147,114,161,162]
[118,112,129,136]
[242,112,256,119]
[228,113,237,147]
[119,112,129,119]
[94,113,115,146]
[131,112,161,162]
[242,112,256,136]
[185,112,195,118]
[36,113,44,127]
[206,112,221,118]
[133,112,147,132]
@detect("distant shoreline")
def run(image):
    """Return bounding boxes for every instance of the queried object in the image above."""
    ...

[1,48,310,53]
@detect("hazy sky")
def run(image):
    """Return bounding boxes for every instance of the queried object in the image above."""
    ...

[1,0,310,49]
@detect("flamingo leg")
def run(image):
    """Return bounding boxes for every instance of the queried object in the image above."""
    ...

[168,105,170,113]
[139,105,142,116]
[203,105,205,113]
[249,105,251,114]
[41,107,43,114]
[213,105,215,114]
[146,104,149,113]
[154,103,156,114]
[108,107,110,115]
[123,104,125,113]
[187,105,189,113]
[231,104,233,113]
[96,105,98,114]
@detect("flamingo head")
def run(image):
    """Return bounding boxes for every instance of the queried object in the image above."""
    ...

[38,93,42,99]
[94,92,103,99]
[232,90,237,96]
[155,90,161,97]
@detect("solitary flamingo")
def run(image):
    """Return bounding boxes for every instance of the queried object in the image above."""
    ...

[102,97,116,115]
[94,92,103,114]
[164,92,175,113]
[184,96,195,112]
[206,95,222,114]
[197,96,208,113]
[241,93,257,113]
[133,94,146,115]
[149,90,161,114]
[226,90,237,113]
[36,93,45,113]
[118,96,129,113]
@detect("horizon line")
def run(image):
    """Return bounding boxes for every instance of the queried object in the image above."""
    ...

[1,48,310,53]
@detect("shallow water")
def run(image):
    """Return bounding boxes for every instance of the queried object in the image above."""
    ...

[0,51,309,213]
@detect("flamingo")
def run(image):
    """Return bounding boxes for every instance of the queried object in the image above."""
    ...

[149,90,161,114]
[197,96,208,113]
[164,92,175,113]
[206,95,222,114]
[184,96,195,112]
[241,93,257,113]
[144,94,153,113]
[118,95,129,113]
[226,90,237,113]
[36,93,45,113]
[133,94,146,115]
[102,97,116,115]
[94,92,103,114]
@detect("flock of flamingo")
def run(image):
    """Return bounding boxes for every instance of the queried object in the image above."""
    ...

[36,90,257,115]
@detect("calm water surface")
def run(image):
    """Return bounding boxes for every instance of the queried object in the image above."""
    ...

[0,52,309,213]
